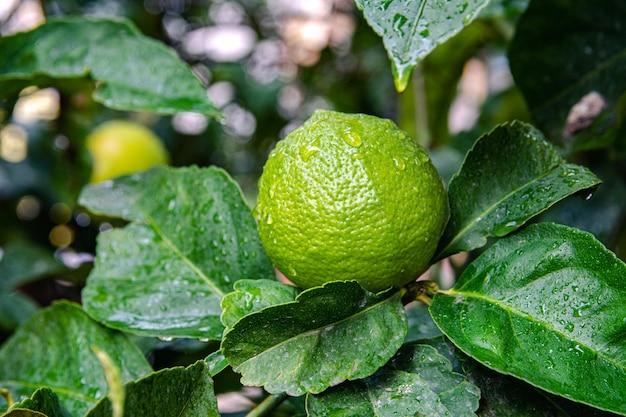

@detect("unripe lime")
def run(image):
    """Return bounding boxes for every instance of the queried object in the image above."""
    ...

[254,110,448,293]
[86,120,169,183]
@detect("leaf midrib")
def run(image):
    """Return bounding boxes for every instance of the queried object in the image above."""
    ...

[441,288,626,374]
[437,164,559,259]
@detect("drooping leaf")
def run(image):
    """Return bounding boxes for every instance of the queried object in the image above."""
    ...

[355,0,490,92]
[307,344,480,417]
[0,301,152,416]
[430,222,626,415]
[221,281,407,396]
[435,121,601,260]
[86,361,218,417]
[0,17,220,118]
[220,279,299,331]
[79,166,274,339]
[7,388,71,417]
[508,0,626,150]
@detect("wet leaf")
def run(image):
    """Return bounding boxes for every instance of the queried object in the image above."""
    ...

[355,0,490,92]
[509,0,626,149]
[307,344,480,417]
[79,166,274,339]
[86,361,218,417]
[435,121,601,259]
[7,388,71,417]
[0,17,220,118]
[430,223,626,415]
[221,281,407,396]
[220,279,299,331]
[0,302,151,416]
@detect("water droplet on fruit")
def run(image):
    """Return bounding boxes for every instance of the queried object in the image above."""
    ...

[266,214,273,224]
[393,158,406,171]
[300,145,320,161]
[342,129,362,147]
[288,265,297,276]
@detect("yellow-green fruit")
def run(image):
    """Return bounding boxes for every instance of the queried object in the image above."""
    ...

[254,110,448,293]
[86,120,169,183]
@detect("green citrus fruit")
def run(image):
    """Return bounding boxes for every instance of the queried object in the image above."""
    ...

[86,120,169,183]
[254,110,448,293]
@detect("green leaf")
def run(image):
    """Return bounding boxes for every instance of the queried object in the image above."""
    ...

[220,279,299,331]
[463,360,609,417]
[508,0,626,149]
[86,361,219,417]
[307,344,480,417]
[7,388,71,417]
[79,166,274,339]
[0,301,151,416]
[430,222,626,415]
[355,0,490,92]
[221,281,407,396]
[204,350,229,377]
[0,17,220,118]
[0,242,66,289]
[435,121,601,259]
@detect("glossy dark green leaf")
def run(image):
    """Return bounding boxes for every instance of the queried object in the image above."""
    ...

[79,166,274,339]
[86,361,218,417]
[220,279,299,331]
[307,344,480,417]
[221,281,407,396]
[430,223,626,415]
[435,121,601,259]
[0,301,151,416]
[355,0,490,92]
[509,0,626,149]
[405,302,442,343]
[0,17,220,118]
[7,388,71,417]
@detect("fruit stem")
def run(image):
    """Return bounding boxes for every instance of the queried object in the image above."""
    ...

[402,280,440,306]
[245,392,288,417]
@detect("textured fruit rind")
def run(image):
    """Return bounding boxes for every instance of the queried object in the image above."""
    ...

[255,110,447,292]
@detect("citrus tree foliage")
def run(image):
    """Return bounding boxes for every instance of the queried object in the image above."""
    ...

[1,1,626,416]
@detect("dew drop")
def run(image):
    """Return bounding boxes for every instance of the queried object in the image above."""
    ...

[266,213,274,225]
[342,129,362,147]
[198,337,210,343]
[158,336,174,342]
[300,145,320,161]
[393,157,406,171]
[565,322,575,332]
[287,265,297,276]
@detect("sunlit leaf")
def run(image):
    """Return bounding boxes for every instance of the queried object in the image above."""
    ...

[221,281,407,396]
[79,166,274,339]
[431,222,626,415]
[0,302,151,416]
[0,17,220,118]
[355,0,490,92]
[435,121,601,259]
